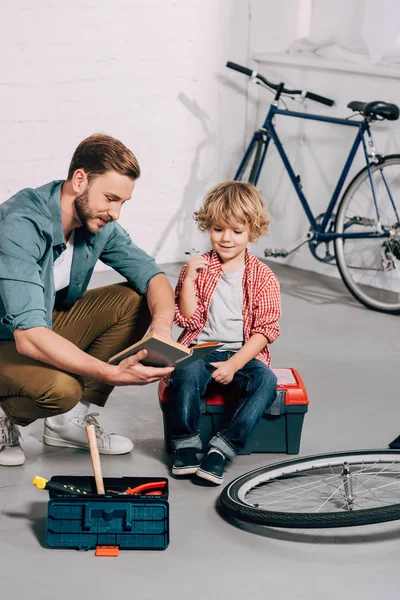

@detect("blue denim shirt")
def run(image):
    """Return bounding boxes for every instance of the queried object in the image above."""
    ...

[0,180,163,340]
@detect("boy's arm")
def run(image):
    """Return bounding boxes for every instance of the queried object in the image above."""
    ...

[251,274,281,343]
[210,333,267,385]
[178,276,198,318]
[174,259,207,331]
[177,255,208,317]
[226,333,268,371]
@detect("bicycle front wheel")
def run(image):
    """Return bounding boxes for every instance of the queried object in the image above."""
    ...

[235,136,263,183]
[335,155,400,313]
[220,450,400,528]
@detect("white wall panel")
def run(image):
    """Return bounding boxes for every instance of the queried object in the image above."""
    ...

[0,0,250,266]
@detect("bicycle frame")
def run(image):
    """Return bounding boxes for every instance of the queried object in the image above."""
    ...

[236,104,391,241]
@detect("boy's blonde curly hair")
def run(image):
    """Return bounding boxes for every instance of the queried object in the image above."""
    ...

[194,181,270,243]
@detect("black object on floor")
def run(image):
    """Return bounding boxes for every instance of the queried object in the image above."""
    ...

[389,435,400,449]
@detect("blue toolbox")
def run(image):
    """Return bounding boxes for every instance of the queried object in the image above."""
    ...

[45,476,169,551]
[159,368,309,455]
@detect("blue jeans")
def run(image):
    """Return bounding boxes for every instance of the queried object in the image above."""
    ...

[168,350,277,461]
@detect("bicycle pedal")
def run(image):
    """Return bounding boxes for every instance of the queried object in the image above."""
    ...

[264,248,289,258]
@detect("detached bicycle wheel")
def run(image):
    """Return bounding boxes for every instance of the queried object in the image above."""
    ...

[335,154,400,314]
[220,450,400,528]
[235,136,264,183]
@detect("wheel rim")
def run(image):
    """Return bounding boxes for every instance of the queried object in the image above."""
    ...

[335,157,400,312]
[231,452,400,515]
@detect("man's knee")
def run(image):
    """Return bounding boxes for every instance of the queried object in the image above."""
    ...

[114,284,150,321]
[35,373,84,415]
[1,373,83,425]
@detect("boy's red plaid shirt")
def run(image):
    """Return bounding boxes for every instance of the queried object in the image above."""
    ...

[174,249,281,366]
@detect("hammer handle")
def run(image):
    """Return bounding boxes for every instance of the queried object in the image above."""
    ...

[86,424,105,494]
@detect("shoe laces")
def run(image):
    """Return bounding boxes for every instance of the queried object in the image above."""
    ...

[0,416,22,447]
[84,412,107,439]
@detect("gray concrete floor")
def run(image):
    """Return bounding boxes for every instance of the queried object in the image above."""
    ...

[1,262,399,600]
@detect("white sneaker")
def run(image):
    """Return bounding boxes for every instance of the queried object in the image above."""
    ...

[0,416,26,466]
[43,412,134,455]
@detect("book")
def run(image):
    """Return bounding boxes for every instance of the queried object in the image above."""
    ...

[108,332,223,368]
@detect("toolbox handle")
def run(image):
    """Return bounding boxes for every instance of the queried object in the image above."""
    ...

[83,503,133,531]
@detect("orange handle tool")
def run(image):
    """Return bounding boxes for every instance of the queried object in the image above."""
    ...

[124,481,167,495]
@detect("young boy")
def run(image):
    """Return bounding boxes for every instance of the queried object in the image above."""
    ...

[168,181,281,485]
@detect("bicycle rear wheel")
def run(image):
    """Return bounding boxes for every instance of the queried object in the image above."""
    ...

[335,155,400,313]
[235,136,264,183]
[220,450,400,528]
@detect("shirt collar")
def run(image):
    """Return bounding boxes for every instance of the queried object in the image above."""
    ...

[208,248,250,273]
[49,181,65,248]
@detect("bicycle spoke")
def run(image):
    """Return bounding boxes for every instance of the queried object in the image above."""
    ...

[242,458,400,514]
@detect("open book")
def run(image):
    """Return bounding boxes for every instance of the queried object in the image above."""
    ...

[108,332,223,368]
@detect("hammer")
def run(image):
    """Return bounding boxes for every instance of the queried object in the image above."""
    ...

[85,424,105,494]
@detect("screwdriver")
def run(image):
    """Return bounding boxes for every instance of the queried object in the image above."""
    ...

[32,475,92,496]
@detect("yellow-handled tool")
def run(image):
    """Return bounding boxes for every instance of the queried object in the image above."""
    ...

[32,475,90,496]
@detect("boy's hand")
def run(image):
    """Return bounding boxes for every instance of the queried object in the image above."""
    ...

[185,256,208,282]
[210,361,236,385]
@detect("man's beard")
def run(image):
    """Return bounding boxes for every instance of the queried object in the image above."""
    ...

[74,188,101,234]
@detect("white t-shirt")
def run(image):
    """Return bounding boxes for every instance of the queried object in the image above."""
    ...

[196,263,244,351]
[53,231,75,292]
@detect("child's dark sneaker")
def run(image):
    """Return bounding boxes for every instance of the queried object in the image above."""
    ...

[196,451,225,485]
[172,447,200,475]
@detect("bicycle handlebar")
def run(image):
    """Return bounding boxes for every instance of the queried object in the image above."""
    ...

[304,91,335,107]
[226,62,254,78]
[226,61,335,107]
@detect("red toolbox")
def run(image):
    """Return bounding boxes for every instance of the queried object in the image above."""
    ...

[159,368,309,455]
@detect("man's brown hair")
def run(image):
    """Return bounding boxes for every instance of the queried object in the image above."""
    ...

[194,181,271,242]
[67,133,140,181]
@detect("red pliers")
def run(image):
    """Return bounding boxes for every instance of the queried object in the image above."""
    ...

[106,480,167,496]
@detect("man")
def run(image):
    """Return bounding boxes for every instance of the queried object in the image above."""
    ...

[0,133,175,466]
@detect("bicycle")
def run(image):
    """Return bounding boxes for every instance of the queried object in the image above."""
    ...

[226,61,400,314]
[219,449,400,529]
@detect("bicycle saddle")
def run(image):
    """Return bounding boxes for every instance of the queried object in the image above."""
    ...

[348,100,400,121]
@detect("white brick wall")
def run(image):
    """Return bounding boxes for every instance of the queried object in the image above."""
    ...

[0,0,250,265]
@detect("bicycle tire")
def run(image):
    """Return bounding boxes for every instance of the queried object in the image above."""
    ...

[235,136,263,183]
[220,450,400,528]
[335,154,400,314]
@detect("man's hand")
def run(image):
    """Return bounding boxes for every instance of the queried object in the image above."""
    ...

[210,361,236,385]
[110,349,174,386]
[14,327,174,388]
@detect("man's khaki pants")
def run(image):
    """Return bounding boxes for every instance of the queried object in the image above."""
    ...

[0,284,150,426]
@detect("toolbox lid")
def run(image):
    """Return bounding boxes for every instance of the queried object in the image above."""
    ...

[275,368,309,405]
